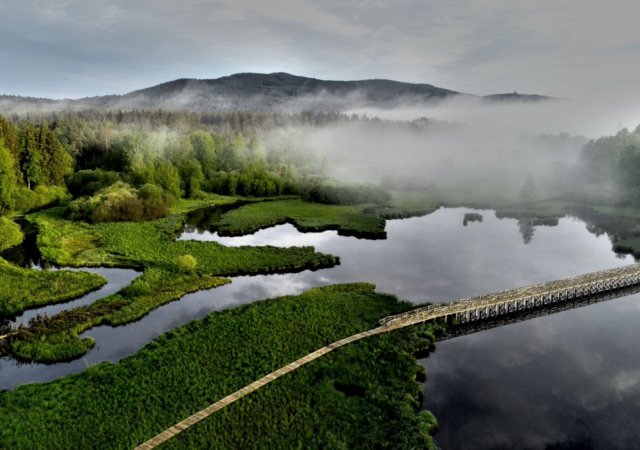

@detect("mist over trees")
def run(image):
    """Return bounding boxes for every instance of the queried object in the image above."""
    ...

[0,105,638,230]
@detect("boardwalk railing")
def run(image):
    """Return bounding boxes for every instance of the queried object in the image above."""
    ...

[379,263,640,329]
[132,263,640,450]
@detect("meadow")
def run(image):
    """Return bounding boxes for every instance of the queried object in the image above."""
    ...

[0,257,106,317]
[0,283,440,450]
[28,207,338,275]
[216,199,387,238]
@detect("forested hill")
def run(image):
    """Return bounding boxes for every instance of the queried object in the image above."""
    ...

[0,72,555,113]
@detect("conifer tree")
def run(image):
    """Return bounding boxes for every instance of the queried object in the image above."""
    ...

[0,114,23,185]
[0,139,16,215]
[21,125,43,190]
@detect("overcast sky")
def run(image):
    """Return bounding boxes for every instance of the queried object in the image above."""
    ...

[1,0,639,101]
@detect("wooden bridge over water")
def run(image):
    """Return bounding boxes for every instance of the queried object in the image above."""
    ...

[134,263,640,450]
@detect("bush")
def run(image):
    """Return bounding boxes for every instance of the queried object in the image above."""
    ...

[65,182,170,223]
[175,254,197,273]
[0,216,23,252]
[66,169,122,198]
[11,186,70,214]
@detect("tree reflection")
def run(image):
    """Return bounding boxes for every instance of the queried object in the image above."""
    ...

[518,218,535,244]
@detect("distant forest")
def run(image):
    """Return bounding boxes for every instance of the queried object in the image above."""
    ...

[1,106,639,229]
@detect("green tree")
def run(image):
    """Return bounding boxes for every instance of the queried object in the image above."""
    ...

[155,161,182,199]
[178,157,204,198]
[189,132,218,177]
[38,122,73,186]
[0,216,23,251]
[0,139,17,215]
[0,114,22,185]
[21,125,43,190]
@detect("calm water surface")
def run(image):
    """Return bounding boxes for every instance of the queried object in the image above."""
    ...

[2,207,640,449]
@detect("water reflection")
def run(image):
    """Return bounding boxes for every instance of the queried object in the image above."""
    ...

[420,292,640,450]
[2,206,640,450]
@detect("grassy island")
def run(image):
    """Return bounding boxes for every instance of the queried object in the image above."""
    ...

[0,284,440,450]
[216,199,387,238]
[0,206,341,362]
[0,258,107,317]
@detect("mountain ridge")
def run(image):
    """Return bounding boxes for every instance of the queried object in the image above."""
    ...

[0,72,556,113]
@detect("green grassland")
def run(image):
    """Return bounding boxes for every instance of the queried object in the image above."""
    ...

[4,206,341,361]
[0,284,440,450]
[0,258,107,317]
[216,199,386,238]
[28,207,338,274]
[9,270,231,361]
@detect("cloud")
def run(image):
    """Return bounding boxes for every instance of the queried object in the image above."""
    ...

[1,0,640,100]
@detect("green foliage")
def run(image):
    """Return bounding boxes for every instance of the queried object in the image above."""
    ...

[10,269,230,361]
[216,199,386,238]
[10,185,70,214]
[0,139,16,215]
[65,182,170,223]
[175,255,197,273]
[0,217,24,252]
[0,217,23,252]
[66,169,122,198]
[0,115,22,185]
[0,257,106,316]
[30,206,339,275]
[0,284,439,450]
[298,178,391,206]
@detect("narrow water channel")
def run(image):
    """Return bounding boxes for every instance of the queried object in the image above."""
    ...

[2,206,640,448]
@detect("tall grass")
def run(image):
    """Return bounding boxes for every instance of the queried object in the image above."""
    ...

[0,283,440,450]
[217,199,386,238]
[0,257,107,316]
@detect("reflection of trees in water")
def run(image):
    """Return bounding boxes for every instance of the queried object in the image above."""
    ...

[518,219,535,244]
[181,204,245,235]
[567,206,638,244]
[515,218,558,245]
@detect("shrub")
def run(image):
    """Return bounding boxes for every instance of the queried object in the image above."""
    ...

[0,216,23,252]
[175,254,197,273]
[66,169,122,198]
[65,182,169,223]
[11,186,69,213]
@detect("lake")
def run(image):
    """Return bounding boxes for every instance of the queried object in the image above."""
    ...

[2,206,640,449]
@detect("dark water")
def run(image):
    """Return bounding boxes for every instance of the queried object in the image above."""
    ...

[2,207,640,449]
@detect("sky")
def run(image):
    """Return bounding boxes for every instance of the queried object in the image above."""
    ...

[1,0,639,103]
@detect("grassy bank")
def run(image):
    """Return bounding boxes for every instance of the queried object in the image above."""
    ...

[7,207,339,361]
[216,199,386,238]
[169,194,299,215]
[9,269,231,361]
[0,258,107,317]
[0,284,440,450]
[28,207,338,275]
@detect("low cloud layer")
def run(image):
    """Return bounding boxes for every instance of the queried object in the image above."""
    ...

[2,0,640,101]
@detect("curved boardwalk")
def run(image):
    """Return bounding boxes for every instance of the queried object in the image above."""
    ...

[134,328,386,450]
[134,263,640,449]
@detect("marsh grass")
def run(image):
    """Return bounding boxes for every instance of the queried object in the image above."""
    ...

[216,199,386,238]
[0,258,107,317]
[0,283,440,450]
[9,269,231,362]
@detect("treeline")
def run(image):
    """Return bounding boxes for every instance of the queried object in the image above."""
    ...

[573,125,640,205]
[0,116,70,220]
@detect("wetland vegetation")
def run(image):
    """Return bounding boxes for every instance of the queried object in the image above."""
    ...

[0,284,440,450]
[2,108,640,449]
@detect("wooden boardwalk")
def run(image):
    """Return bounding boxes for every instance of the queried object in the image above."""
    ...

[133,328,386,450]
[379,263,640,329]
[133,263,640,449]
